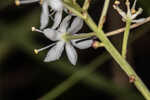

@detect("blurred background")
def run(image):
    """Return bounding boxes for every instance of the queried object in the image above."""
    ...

[0,0,150,100]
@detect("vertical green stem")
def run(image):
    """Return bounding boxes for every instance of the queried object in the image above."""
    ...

[84,14,150,100]
[122,19,132,58]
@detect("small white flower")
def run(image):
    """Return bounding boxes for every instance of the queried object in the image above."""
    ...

[15,0,64,29]
[113,0,145,23]
[32,16,93,65]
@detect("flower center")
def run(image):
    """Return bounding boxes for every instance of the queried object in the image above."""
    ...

[61,33,70,42]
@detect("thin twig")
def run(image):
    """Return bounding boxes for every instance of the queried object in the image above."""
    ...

[106,16,150,37]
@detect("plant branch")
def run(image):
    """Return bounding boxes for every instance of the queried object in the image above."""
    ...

[98,0,110,29]
[122,19,131,58]
[63,2,150,100]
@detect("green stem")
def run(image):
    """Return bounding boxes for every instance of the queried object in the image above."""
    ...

[66,33,95,40]
[122,19,131,58]
[85,13,150,100]
[82,0,90,11]
[64,1,150,100]
[98,0,110,29]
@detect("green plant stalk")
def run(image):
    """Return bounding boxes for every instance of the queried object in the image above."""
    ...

[122,19,132,58]
[82,0,90,11]
[98,0,110,29]
[63,2,150,100]
[86,14,150,100]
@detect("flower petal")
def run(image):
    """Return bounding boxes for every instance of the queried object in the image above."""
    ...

[67,17,83,34]
[72,38,93,49]
[16,0,40,4]
[132,18,145,23]
[51,11,63,29]
[40,2,49,29]
[44,41,65,62]
[48,0,63,11]
[65,43,77,65]
[58,15,72,33]
[113,5,127,19]
[43,28,61,41]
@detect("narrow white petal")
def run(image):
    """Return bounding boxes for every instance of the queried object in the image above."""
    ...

[72,38,93,49]
[132,18,145,23]
[67,17,83,34]
[65,43,77,65]
[58,15,72,33]
[43,28,61,41]
[40,2,49,29]
[51,11,63,29]
[48,0,63,11]
[113,5,127,19]
[44,41,65,62]
[17,0,39,4]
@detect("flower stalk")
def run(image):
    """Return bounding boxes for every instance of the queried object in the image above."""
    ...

[122,19,131,58]
[63,1,150,100]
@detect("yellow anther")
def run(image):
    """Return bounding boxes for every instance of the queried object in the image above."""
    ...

[114,0,120,5]
[131,9,136,14]
[32,27,36,31]
[15,0,20,6]
[34,49,39,55]
[40,0,43,5]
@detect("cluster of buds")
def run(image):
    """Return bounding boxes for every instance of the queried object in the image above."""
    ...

[113,0,145,23]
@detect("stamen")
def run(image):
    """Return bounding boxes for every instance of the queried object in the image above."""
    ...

[114,0,120,6]
[34,43,56,54]
[40,0,43,5]
[15,0,20,6]
[126,0,131,16]
[131,0,138,14]
[15,0,40,6]
[32,27,43,33]
[131,0,137,10]
[113,5,127,19]
[131,8,143,19]
[131,9,136,14]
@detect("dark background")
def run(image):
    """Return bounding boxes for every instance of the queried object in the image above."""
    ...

[0,0,150,100]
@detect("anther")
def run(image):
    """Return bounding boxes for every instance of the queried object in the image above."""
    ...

[31,27,43,33]
[34,49,39,55]
[15,0,20,6]
[32,27,36,31]
[114,0,120,6]
[131,9,136,14]
[40,0,43,5]
[33,43,56,55]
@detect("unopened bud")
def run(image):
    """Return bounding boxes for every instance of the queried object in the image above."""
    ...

[92,41,104,49]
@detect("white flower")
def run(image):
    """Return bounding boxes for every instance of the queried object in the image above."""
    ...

[113,0,145,23]
[32,16,93,65]
[15,0,64,29]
